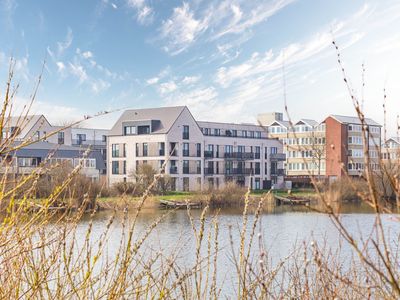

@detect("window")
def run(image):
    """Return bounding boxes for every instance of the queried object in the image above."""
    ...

[122,144,126,157]
[214,128,220,136]
[255,131,261,139]
[102,135,107,142]
[112,161,119,174]
[136,143,139,156]
[255,178,260,190]
[112,144,119,157]
[255,162,260,175]
[138,126,150,134]
[232,130,237,137]
[143,143,148,156]
[183,125,189,139]
[183,160,189,174]
[183,178,189,191]
[255,146,260,159]
[250,131,254,138]
[238,145,245,153]
[196,160,201,174]
[58,132,65,144]
[265,162,268,174]
[271,147,278,154]
[264,147,268,159]
[124,126,136,135]
[35,131,40,141]
[159,142,165,156]
[18,157,38,167]
[196,143,201,157]
[122,161,126,175]
[77,134,86,145]
[242,130,247,138]
[183,143,189,156]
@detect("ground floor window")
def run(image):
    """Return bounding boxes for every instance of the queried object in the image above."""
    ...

[255,178,260,190]
[183,177,189,191]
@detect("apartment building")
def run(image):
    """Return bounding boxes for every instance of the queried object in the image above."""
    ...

[259,112,326,186]
[107,106,285,191]
[0,115,108,179]
[325,115,381,180]
[382,137,400,161]
[259,112,382,185]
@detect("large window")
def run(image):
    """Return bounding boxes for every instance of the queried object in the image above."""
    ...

[183,160,189,174]
[159,142,165,156]
[183,143,189,156]
[143,143,148,157]
[112,144,120,157]
[253,146,260,159]
[196,160,201,174]
[138,126,150,135]
[112,161,119,174]
[196,143,201,157]
[183,125,189,139]
[124,126,136,135]
[77,134,86,145]
[58,131,65,144]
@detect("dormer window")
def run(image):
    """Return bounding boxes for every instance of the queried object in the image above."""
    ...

[138,125,150,135]
[124,126,136,135]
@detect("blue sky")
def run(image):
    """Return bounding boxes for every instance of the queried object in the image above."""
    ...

[1,0,399,132]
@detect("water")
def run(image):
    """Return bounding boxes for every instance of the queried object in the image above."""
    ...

[74,202,399,297]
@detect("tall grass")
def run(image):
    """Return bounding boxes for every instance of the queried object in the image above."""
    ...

[0,46,399,299]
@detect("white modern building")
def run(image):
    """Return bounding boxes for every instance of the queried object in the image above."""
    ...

[107,106,285,191]
[1,115,108,179]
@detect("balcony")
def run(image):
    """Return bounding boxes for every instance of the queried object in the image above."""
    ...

[224,152,254,160]
[204,151,213,159]
[225,168,253,176]
[271,168,285,176]
[204,168,214,175]
[269,153,286,161]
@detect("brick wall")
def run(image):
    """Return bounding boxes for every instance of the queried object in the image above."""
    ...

[325,117,348,178]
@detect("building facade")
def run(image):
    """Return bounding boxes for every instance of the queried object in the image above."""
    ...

[0,115,108,179]
[260,112,381,185]
[107,106,285,191]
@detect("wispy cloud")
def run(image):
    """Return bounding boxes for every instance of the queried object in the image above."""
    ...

[57,27,73,56]
[127,0,154,25]
[68,62,88,83]
[160,2,209,55]
[158,81,177,94]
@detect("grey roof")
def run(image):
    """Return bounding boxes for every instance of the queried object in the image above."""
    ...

[109,106,186,136]
[267,120,290,128]
[297,119,319,127]
[197,120,264,130]
[9,141,105,171]
[385,137,400,144]
[329,115,381,126]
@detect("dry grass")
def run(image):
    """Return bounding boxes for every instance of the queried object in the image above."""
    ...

[0,48,399,299]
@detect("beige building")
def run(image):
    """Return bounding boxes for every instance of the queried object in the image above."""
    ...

[259,112,382,185]
[259,113,326,186]
[107,106,285,191]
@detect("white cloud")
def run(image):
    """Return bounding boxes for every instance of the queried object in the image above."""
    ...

[111,2,117,9]
[57,27,73,56]
[68,62,88,83]
[91,79,111,94]
[82,51,93,59]
[158,81,177,94]
[56,61,65,73]
[182,75,201,85]
[160,2,209,55]
[127,0,154,25]
[146,77,159,85]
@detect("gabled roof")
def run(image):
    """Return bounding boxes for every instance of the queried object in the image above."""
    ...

[267,120,290,128]
[328,115,381,127]
[296,119,319,127]
[385,137,400,145]
[108,106,186,136]
[6,115,49,138]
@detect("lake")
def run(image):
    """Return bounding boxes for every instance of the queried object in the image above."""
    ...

[73,202,399,297]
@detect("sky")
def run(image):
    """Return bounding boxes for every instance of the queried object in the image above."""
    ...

[0,0,399,134]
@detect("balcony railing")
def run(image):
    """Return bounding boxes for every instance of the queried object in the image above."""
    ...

[225,168,253,175]
[224,152,254,160]
[271,168,285,176]
[204,151,213,159]
[204,168,214,175]
[269,153,286,161]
